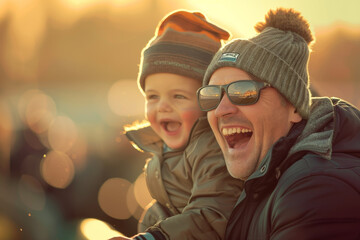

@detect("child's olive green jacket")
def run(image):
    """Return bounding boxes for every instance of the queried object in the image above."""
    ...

[126,117,243,240]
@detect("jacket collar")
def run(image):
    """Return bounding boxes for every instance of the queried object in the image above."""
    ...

[288,97,335,160]
[254,97,335,179]
[238,97,336,202]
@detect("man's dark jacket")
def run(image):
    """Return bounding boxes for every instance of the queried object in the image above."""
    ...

[226,97,360,240]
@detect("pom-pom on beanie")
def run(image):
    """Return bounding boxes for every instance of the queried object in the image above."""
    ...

[138,10,230,94]
[203,8,315,119]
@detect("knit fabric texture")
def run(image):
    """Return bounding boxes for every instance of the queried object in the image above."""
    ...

[203,8,314,119]
[138,10,230,93]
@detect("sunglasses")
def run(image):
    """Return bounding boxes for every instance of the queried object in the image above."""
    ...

[197,80,271,111]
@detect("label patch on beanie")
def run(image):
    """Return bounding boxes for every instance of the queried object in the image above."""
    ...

[218,52,239,63]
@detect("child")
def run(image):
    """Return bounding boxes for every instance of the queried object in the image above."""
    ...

[113,10,243,240]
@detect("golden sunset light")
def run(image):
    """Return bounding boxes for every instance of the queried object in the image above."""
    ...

[186,0,360,37]
[0,0,359,238]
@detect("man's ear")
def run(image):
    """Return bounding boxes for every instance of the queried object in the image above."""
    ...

[290,108,302,123]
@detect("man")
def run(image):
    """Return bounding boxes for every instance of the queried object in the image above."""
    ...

[197,8,360,240]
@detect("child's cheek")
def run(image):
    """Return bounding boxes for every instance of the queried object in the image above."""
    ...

[145,106,156,125]
[181,109,205,122]
[147,114,156,126]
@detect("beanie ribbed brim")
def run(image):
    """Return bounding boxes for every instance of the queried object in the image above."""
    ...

[138,42,215,92]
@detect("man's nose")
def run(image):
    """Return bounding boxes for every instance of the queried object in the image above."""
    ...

[214,94,238,117]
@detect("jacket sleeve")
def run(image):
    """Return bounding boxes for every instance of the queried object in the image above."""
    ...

[146,134,243,240]
[138,200,172,233]
[270,174,360,240]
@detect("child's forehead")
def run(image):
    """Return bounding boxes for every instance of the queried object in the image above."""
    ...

[144,73,202,92]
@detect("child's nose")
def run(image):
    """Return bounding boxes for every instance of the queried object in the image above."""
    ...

[158,99,172,112]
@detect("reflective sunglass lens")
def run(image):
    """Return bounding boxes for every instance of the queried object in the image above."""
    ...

[199,87,221,110]
[228,81,258,105]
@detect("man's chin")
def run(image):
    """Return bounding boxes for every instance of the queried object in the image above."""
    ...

[224,151,254,179]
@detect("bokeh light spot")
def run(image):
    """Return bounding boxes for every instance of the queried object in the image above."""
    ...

[26,92,57,133]
[80,218,123,240]
[18,89,57,134]
[17,174,46,211]
[98,178,132,219]
[40,150,75,189]
[134,172,153,209]
[48,115,78,152]
[67,134,88,171]
[126,183,143,220]
[108,79,145,117]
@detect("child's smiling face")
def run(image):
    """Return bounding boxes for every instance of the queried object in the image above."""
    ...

[144,73,205,149]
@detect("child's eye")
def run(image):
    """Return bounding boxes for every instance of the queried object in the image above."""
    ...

[146,94,159,100]
[174,94,187,99]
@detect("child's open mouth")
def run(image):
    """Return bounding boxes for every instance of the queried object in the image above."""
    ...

[222,127,253,148]
[161,121,181,133]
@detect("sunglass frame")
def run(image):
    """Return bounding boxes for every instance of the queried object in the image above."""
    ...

[197,80,271,111]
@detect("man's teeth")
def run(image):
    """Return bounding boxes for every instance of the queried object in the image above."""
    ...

[222,128,252,136]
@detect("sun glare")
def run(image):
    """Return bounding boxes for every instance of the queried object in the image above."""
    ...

[61,0,103,10]
[183,0,262,37]
[185,0,360,38]
[61,0,138,10]
[80,218,123,240]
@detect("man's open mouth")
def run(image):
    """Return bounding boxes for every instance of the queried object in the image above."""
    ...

[222,127,253,148]
[161,121,181,132]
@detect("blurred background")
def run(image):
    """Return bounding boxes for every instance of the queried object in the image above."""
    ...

[0,0,359,239]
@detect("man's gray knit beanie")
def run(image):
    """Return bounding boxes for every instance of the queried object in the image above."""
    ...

[203,8,315,119]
